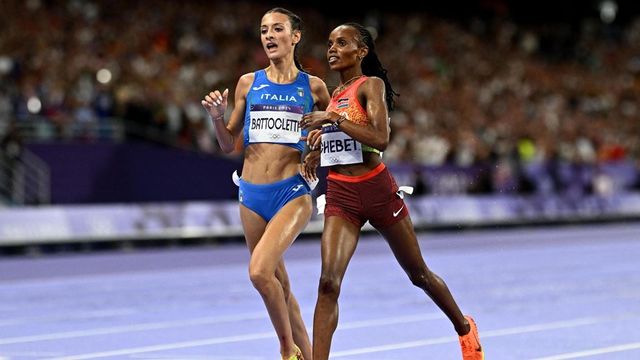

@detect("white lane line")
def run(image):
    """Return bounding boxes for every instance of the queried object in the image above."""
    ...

[130,355,263,360]
[0,312,266,345]
[48,314,634,360]
[330,315,629,357]
[47,313,443,360]
[48,330,277,360]
[0,294,439,344]
[2,312,440,346]
[0,309,137,327]
[338,312,442,330]
[0,351,63,358]
[531,342,640,360]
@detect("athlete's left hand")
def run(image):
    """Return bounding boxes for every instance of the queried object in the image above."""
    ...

[300,111,339,129]
[304,129,322,150]
[301,150,320,182]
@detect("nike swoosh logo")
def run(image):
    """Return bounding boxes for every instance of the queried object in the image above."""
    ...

[475,334,482,352]
[252,84,270,91]
[393,205,405,217]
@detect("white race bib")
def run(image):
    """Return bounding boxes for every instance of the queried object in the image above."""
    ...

[320,126,363,166]
[249,104,303,144]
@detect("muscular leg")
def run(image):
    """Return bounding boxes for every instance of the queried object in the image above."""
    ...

[241,195,312,358]
[247,233,310,358]
[275,261,312,360]
[377,216,470,335]
[313,216,361,360]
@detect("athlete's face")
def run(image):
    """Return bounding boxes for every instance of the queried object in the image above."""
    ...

[327,25,368,71]
[260,12,300,61]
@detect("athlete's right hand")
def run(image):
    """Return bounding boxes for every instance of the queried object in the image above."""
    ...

[300,111,339,129]
[201,89,229,120]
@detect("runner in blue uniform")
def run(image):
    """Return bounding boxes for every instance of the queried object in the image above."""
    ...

[201,8,330,360]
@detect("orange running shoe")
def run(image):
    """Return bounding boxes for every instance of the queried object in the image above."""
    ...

[283,344,303,360]
[459,315,484,360]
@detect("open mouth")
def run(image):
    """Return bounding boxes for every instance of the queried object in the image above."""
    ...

[328,56,338,64]
[266,43,278,50]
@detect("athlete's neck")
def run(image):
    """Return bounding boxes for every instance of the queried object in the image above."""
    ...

[265,63,299,84]
[339,70,363,85]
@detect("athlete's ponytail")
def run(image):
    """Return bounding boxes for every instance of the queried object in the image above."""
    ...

[343,22,398,112]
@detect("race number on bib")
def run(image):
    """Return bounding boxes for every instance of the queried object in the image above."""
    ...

[249,104,303,144]
[320,126,363,166]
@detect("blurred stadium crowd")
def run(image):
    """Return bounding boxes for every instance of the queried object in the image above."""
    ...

[1,0,639,199]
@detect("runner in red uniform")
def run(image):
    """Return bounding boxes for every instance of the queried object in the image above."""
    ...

[300,22,484,360]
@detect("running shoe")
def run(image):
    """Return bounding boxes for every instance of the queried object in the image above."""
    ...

[459,315,484,360]
[283,344,303,360]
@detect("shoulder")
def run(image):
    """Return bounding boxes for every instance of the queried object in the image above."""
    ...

[308,75,328,93]
[236,72,256,95]
[238,72,256,87]
[308,75,330,108]
[359,76,385,95]
[362,76,384,89]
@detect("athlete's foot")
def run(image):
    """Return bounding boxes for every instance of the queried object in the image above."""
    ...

[459,315,484,360]
[282,344,303,360]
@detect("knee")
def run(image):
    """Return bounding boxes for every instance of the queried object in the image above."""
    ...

[317,274,342,300]
[248,266,272,293]
[409,269,433,290]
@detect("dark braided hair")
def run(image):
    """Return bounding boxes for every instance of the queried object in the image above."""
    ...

[265,8,305,71]
[343,22,398,111]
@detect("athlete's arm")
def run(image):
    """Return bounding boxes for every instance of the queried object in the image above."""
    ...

[299,75,331,181]
[309,75,331,111]
[205,73,253,154]
[300,77,389,151]
[336,76,389,151]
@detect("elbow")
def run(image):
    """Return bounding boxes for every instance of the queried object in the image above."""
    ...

[376,134,390,152]
[218,138,236,154]
[216,133,236,154]
[220,144,235,154]
[371,130,389,152]
[373,139,389,152]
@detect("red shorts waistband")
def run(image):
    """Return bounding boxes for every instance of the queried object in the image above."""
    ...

[328,163,386,183]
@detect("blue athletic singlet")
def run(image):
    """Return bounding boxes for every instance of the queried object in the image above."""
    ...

[243,69,314,152]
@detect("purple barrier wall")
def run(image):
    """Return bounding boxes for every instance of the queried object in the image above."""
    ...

[27,142,242,204]
[23,142,640,205]
[388,160,639,196]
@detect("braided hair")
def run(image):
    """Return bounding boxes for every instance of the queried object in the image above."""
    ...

[265,7,305,71]
[343,22,398,111]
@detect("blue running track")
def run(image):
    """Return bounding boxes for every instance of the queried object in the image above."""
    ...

[1,223,639,359]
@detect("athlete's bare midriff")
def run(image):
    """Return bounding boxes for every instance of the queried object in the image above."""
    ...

[242,143,302,183]
[330,152,382,176]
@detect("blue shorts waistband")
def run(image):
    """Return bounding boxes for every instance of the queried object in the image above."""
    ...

[239,173,310,192]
